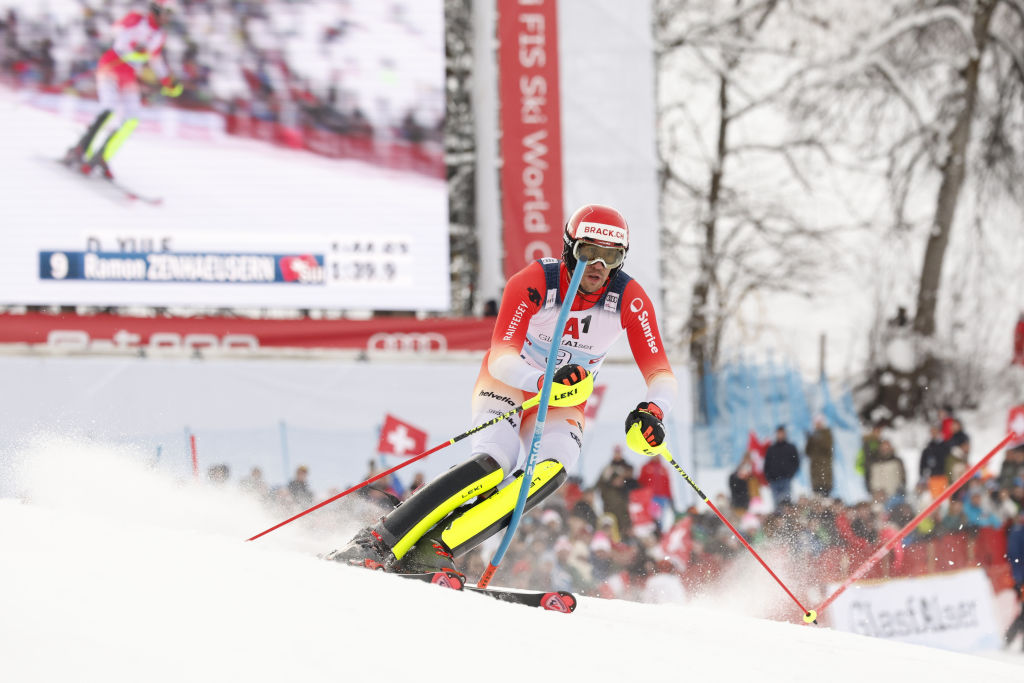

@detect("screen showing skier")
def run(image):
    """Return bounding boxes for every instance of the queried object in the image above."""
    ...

[0,0,449,311]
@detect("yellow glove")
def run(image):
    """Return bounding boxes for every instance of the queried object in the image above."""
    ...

[523,364,594,410]
[160,77,183,97]
[626,422,670,460]
[625,403,668,458]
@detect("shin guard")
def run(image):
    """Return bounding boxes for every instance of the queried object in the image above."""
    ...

[77,109,113,158]
[379,454,503,561]
[97,117,139,162]
[440,459,566,557]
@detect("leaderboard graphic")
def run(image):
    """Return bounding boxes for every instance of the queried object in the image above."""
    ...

[22,232,426,307]
[37,241,414,287]
[39,251,326,285]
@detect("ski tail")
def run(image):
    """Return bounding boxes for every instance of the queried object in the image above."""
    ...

[334,558,575,612]
[465,587,577,612]
[394,568,466,591]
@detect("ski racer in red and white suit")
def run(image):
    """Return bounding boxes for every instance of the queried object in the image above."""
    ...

[63,0,182,178]
[470,251,676,476]
[326,204,677,576]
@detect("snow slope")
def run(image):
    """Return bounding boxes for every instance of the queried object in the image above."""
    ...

[1,440,1021,683]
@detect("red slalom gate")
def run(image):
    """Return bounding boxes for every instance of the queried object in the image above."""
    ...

[190,434,199,480]
[813,431,1015,621]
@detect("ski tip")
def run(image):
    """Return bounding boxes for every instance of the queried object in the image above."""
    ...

[541,591,577,613]
[429,570,465,590]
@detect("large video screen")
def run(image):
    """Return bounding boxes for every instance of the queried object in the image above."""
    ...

[0,0,449,310]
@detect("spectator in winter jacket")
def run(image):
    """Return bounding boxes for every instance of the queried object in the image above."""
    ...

[287,465,314,508]
[919,424,950,500]
[856,422,884,491]
[964,488,1003,530]
[938,499,969,535]
[937,405,957,441]
[728,451,755,513]
[1003,510,1024,650]
[944,419,971,486]
[597,446,639,537]
[638,455,675,520]
[998,446,1024,492]
[804,415,835,497]
[867,440,906,503]
[764,425,800,507]
[569,487,599,530]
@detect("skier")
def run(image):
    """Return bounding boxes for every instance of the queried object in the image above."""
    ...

[62,0,182,179]
[326,204,678,577]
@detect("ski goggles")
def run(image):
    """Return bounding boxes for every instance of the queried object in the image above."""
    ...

[573,240,626,268]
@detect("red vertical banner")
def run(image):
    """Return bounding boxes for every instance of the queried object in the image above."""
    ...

[498,0,564,279]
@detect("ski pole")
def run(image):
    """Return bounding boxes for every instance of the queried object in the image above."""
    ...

[813,431,1015,620]
[478,259,589,589]
[626,426,818,624]
[246,396,542,542]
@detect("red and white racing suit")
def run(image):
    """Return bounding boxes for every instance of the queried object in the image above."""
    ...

[471,258,677,474]
[96,12,170,121]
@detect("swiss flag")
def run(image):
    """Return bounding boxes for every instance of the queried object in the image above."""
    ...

[1008,404,1024,448]
[747,431,770,484]
[583,384,607,419]
[377,414,428,457]
[659,517,693,572]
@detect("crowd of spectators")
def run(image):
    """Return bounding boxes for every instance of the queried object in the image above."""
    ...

[0,1,443,148]
[207,403,1024,635]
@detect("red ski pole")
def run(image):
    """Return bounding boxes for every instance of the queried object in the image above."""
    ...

[626,426,818,623]
[813,431,1015,620]
[246,395,542,542]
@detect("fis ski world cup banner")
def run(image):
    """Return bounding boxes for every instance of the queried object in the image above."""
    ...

[498,0,564,278]
[826,569,1000,652]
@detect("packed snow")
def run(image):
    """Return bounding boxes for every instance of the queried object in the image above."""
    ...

[1,439,1022,682]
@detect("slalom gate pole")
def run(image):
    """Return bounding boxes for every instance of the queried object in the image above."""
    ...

[626,426,818,623]
[813,431,1015,620]
[189,434,199,480]
[246,397,542,542]
[477,259,589,589]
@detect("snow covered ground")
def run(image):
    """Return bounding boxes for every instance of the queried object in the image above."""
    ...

[1,440,1022,682]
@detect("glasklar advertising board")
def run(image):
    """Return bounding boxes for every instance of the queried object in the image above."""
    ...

[1,1,448,310]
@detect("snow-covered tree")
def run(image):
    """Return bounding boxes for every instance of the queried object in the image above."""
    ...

[790,0,1024,415]
[655,1,859,383]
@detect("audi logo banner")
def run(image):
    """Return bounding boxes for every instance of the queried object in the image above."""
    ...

[0,312,494,353]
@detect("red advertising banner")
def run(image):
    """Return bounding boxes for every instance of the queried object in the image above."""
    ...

[498,0,564,279]
[0,313,495,353]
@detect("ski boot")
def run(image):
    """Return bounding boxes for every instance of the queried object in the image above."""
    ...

[389,537,464,581]
[80,157,114,180]
[323,527,391,570]
[61,145,85,167]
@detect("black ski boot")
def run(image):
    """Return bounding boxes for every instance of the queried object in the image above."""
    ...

[390,537,462,578]
[323,527,391,570]
[61,145,85,167]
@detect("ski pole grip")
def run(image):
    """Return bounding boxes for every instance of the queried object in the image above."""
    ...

[522,394,541,411]
[625,423,672,460]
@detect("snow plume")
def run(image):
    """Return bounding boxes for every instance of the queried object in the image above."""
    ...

[1,437,1022,681]
[1,434,357,554]
[687,541,819,622]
